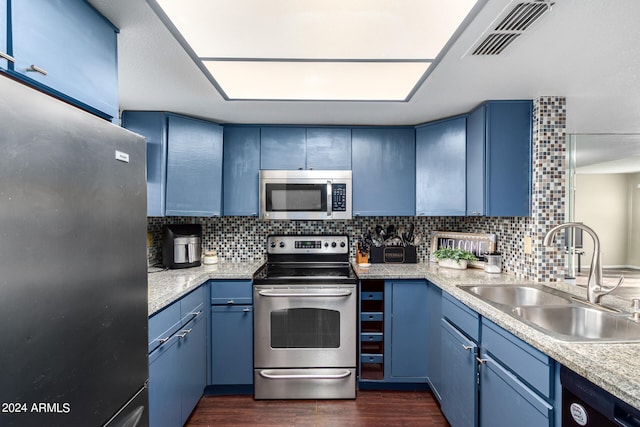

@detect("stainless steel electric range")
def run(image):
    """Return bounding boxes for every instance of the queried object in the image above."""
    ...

[253,235,357,399]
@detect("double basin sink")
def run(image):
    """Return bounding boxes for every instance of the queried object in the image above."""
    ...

[458,284,640,342]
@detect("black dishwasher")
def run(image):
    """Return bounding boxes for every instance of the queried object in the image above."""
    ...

[561,366,640,426]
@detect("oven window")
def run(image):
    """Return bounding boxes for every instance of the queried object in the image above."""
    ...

[266,184,327,212]
[271,308,340,348]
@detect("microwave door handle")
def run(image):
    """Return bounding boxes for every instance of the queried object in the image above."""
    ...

[327,181,332,217]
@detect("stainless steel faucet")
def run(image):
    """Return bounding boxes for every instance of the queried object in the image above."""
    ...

[543,222,623,304]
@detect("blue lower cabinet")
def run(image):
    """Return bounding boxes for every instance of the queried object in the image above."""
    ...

[210,280,254,389]
[426,282,442,401]
[179,313,207,425]
[438,295,559,427]
[479,351,553,427]
[148,285,209,426]
[149,338,181,427]
[440,319,478,427]
[211,305,253,385]
[385,280,428,382]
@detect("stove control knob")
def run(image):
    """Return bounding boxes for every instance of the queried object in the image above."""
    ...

[270,242,276,248]
[331,242,337,248]
[324,242,329,247]
[279,242,285,248]
[340,242,346,248]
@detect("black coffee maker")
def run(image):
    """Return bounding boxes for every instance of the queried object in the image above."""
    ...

[162,224,202,269]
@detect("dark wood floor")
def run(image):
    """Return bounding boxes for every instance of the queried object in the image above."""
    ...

[185,390,449,427]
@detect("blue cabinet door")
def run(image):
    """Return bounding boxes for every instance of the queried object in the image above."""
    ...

[416,117,466,216]
[466,106,486,216]
[426,282,442,401]
[485,101,532,216]
[223,126,260,216]
[178,312,207,425]
[149,339,181,427]
[11,0,118,119]
[479,351,553,427]
[166,115,223,216]
[211,305,253,385]
[0,0,7,70]
[260,127,306,170]
[440,319,478,427]
[305,128,352,170]
[384,280,428,382]
[352,128,416,216]
[121,112,168,217]
[466,101,532,216]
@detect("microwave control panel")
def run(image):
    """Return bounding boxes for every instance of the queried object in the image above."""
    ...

[332,183,347,212]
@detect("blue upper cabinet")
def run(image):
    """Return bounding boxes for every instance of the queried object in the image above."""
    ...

[0,0,7,70]
[121,112,168,217]
[305,128,352,170]
[10,0,119,120]
[466,101,532,217]
[352,128,416,216]
[223,126,261,216]
[260,127,307,170]
[166,115,223,216]
[260,127,352,170]
[415,116,466,216]
[122,112,224,217]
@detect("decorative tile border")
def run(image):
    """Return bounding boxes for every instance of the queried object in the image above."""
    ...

[528,96,567,281]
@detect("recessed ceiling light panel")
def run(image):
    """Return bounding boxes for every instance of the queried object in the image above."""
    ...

[150,0,481,101]
[203,60,431,101]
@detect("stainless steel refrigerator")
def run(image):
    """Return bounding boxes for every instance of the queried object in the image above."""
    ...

[0,76,149,426]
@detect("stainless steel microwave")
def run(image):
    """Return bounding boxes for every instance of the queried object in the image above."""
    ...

[259,170,352,220]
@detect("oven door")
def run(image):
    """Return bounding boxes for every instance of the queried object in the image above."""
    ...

[253,284,357,369]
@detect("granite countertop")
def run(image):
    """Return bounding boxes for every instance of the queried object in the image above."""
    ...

[147,261,264,316]
[354,261,640,411]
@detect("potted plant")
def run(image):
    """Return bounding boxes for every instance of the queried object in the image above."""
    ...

[432,247,477,270]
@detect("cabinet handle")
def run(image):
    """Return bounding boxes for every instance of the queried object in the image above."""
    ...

[471,211,482,216]
[259,370,351,380]
[462,344,474,351]
[177,328,193,339]
[156,335,175,345]
[226,299,235,304]
[188,310,202,322]
[242,308,251,312]
[0,51,15,63]
[476,357,489,365]
[27,64,48,75]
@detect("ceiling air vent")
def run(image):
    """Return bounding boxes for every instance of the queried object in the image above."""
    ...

[472,1,554,56]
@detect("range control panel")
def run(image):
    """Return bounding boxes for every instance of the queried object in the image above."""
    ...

[266,235,349,255]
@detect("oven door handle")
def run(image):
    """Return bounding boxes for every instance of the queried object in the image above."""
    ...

[259,370,352,380]
[257,289,353,297]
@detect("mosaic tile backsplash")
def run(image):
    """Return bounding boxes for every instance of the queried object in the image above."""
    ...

[148,215,530,275]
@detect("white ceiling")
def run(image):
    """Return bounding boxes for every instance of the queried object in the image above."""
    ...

[88,0,640,133]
